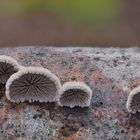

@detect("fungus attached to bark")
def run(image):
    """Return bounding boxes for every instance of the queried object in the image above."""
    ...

[6,67,61,103]
[126,86,140,113]
[0,55,20,84]
[58,81,92,108]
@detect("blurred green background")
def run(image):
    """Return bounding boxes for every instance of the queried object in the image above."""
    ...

[0,0,139,47]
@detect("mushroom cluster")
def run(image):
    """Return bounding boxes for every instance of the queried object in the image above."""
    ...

[2,55,139,112]
[0,55,93,108]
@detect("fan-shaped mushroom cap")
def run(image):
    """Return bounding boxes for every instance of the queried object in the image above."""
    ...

[58,81,92,108]
[126,86,140,113]
[6,67,61,103]
[0,55,21,84]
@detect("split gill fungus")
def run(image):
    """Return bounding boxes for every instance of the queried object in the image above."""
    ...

[6,67,61,103]
[0,55,20,84]
[58,81,92,108]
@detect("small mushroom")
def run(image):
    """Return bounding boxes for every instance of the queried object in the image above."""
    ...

[0,55,20,84]
[6,67,61,103]
[58,81,92,108]
[126,86,140,113]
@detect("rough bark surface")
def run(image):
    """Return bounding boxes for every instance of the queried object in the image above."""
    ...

[0,46,140,139]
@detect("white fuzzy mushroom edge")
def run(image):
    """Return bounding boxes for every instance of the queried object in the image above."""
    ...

[0,55,21,71]
[57,81,92,108]
[126,86,140,113]
[6,67,61,103]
